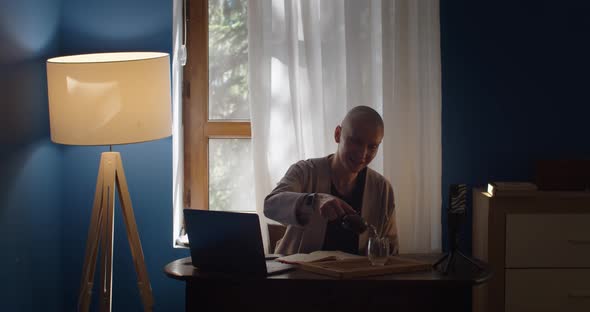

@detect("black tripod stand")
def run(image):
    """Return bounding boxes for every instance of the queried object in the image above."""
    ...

[433,214,484,274]
[433,184,484,274]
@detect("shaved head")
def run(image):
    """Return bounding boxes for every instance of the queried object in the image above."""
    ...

[341,106,384,132]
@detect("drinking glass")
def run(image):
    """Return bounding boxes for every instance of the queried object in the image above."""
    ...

[367,236,390,266]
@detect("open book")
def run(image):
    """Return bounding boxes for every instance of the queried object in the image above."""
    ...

[276,250,364,264]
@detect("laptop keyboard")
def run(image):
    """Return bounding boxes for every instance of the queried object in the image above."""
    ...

[266,260,296,275]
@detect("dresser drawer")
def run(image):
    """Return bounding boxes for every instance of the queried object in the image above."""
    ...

[506,269,590,312]
[506,214,590,268]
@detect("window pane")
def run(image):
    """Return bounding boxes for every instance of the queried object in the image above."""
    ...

[208,0,249,120]
[208,139,255,212]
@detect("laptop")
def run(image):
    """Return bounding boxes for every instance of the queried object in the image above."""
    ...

[183,209,296,276]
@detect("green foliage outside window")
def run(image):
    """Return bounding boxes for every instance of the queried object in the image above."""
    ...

[208,0,254,212]
[208,0,249,120]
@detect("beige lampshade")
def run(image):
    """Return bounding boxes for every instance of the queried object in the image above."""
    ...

[46,52,172,145]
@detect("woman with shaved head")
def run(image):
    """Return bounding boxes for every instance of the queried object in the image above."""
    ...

[264,106,398,256]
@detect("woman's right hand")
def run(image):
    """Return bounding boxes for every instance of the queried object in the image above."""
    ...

[315,193,356,221]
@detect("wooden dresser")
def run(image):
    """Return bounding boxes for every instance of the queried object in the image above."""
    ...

[472,188,590,312]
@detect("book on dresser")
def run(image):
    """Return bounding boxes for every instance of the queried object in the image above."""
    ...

[486,182,537,196]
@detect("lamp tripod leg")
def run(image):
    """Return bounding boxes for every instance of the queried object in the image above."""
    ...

[78,156,107,312]
[114,154,154,312]
[98,155,117,312]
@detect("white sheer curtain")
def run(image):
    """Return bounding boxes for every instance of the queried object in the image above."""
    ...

[248,0,441,254]
[381,0,442,253]
[172,0,184,247]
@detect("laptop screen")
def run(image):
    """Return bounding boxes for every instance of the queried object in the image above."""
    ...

[183,209,268,275]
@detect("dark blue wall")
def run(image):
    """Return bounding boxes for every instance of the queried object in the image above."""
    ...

[60,0,172,55]
[0,0,64,311]
[441,0,590,251]
[58,0,187,311]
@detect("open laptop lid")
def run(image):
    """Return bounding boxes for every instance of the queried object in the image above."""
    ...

[183,209,268,275]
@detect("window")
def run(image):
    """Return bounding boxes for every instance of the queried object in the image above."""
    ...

[183,0,254,214]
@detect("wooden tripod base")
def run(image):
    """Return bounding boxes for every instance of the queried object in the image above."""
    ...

[78,152,154,312]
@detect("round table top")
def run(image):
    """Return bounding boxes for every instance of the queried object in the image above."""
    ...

[164,253,493,286]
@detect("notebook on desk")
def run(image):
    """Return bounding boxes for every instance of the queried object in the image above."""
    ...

[183,209,296,276]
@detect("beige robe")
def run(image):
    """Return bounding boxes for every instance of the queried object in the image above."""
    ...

[264,155,399,255]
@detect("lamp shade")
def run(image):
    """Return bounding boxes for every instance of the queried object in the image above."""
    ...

[47,52,172,145]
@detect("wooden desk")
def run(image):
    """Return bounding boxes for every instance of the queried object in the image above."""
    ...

[165,254,491,312]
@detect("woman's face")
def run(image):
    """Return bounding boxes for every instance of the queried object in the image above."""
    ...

[335,117,383,174]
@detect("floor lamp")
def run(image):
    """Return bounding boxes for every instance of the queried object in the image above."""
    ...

[46,52,172,312]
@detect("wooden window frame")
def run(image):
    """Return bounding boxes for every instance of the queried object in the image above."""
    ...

[183,0,252,210]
